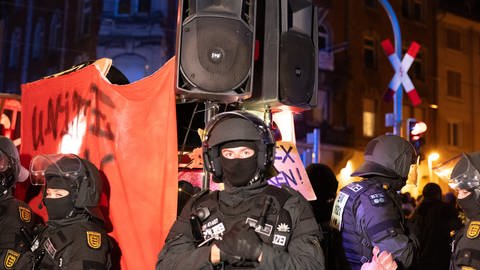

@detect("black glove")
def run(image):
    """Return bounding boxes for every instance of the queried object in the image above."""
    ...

[215,221,262,263]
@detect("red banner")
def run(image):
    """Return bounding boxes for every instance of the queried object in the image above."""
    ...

[21,58,178,269]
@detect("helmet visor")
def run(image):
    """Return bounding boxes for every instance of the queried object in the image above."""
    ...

[449,153,480,190]
[30,154,83,186]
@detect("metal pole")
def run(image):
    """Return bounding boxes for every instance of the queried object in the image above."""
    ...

[202,101,219,190]
[378,0,403,136]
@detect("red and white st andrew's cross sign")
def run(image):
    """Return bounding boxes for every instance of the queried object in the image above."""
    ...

[381,39,422,106]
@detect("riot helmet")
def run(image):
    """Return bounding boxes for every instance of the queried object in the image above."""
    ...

[30,154,103,220]
[0,136,28,195]
[352,135,417,181]
[449,152,480,191]
[202,111,277,184]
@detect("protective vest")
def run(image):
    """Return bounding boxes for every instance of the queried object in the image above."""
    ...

[451,220,480,269]
[190,185,293,252]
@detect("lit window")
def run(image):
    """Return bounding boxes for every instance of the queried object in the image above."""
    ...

[363,98,376,137]
[447,70,461,98]
[363,36,376,69]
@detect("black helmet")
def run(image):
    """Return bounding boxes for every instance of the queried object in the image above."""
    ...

[352,135,417,180]
[449,152,480,191]
[0,136,28,194]
[30,154,103,220]
[202,111,277,183]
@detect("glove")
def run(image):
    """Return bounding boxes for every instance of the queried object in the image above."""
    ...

[215,221,262,263]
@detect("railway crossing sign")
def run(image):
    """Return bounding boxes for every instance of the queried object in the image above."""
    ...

[381,39,422,106]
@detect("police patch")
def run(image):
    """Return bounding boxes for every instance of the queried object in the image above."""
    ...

[467,221,480,239]
[369,193,386,206]
[18,206,31,223]
[86,231,102,249]
[3,249,20,269]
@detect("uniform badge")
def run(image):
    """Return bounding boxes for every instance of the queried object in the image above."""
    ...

[272,234,287,246]
[86,231,102,249]
[3,249,20,269]
[277,223,290,233]
[467,221,480,239]
[369,193,386,206]
[18,206,31,223]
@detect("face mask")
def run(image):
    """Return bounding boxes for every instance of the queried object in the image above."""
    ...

[457,190,480,219]
[220,155,258,187]
[44,194,75,220]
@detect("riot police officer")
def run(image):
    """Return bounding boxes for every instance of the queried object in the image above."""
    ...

[449,152,480,270]
[28,154,111,269]
[156,111,325,269]
[0,136,37,269]
[331,135,418,270]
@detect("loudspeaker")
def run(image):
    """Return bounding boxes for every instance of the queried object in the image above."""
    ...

[175,0,256,103]
[245,0,318,111]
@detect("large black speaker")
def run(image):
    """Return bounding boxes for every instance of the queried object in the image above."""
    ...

[175,0,256,103]
[245,0,318,111]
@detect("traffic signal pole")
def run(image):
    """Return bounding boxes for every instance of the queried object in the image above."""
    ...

[378,0,403,136]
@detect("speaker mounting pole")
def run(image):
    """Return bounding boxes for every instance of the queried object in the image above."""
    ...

[202,101,219,190]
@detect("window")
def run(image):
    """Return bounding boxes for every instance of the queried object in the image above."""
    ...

[116,0,151,16]
[402,0,410,18]
[447,70,462,98]
[49,11,62,53]
[447,122,461,147]
[364,0,376,8]
[363,36,376,69]
[9,28,21,68]
[32,19,46,59]
[412,51,424,80]
[78,0,92,37]
[318,25,328,51]
[413,0,423,21]
[363,98,376,137]
[446,28,461,51]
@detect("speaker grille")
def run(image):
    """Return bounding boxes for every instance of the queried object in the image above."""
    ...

[180,17,253,93]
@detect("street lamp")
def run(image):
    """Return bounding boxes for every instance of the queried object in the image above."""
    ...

[428,152,440,182]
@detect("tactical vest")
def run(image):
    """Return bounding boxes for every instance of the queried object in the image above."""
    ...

[452,220,480,269]
[331,180,380,266]
[191,185,293,252]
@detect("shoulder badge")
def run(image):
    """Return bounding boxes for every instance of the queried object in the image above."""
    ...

[467,221,480,239]
[3,249,20,269]
[86,231,102,249]
[18,206,31,223]
[368,193,386,207]
[347,183,363,193]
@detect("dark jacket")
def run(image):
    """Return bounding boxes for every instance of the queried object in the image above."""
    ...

[32,215,111,270]
[332,178,418,270]
[410,197,461,270]
[451,190,480,270]
[0,194,38,270]
[156,183,325,270]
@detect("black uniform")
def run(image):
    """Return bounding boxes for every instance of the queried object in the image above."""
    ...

[332,178,417,270]
[451,190,480,270]
[156,183,325,270]
[32,215,111,270]
[0,194,37,270]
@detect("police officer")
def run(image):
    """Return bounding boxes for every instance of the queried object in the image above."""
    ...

[28,154,111,269]
[0,136,37,269]
[331,135,418,270]
[156,111,325,269]
[449,152,480,270]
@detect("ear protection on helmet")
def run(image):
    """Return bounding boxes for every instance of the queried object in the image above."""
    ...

[202,111,276,183]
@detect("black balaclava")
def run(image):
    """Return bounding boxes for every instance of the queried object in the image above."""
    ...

[457,189,480,219]
[220,140,259,187]
[44,176,76,220]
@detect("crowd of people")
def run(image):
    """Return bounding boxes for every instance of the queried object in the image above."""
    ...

[2,110,480,269]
